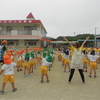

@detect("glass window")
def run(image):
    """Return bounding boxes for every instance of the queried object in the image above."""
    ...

[6,26,12,35]
[7,40,19,46]
[24,40,37,46]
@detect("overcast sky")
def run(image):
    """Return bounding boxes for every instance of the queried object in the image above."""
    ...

[0,0,100,38]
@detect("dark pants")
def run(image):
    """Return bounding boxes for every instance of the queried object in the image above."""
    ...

[0,60,4,64]
[25,57,29,62]
[68,69,85,82]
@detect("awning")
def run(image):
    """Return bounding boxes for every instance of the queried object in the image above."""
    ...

[50,41,77,43]
[40,39,52,42]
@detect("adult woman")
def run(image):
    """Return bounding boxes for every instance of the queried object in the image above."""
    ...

[63,36,90,84]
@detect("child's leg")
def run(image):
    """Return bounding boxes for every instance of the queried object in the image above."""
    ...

[27,68,30,75]
[17,66,19,71]
[64,65,66,72]
[45,74,49,81]
[93,68,96,76]
[24,68,26,75]
[19,66,23,71]
[90,68,92,76]
[30,66,33,72]
[11,83,15,90]
[2,83,6,91]
[82,64,85,72]
[68,64,70,72]
[34,63,36,69]
[62,60,64,67]
[85,64,87,72]
[31,66,33,72]
[41,73,44,81]
[48,65,51,71]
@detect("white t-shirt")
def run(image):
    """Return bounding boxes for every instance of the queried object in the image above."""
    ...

[42,59,52,67]
[17,56,22,61]
[82,53,87,59]
[2,62,17,75]
[63,53,69,59]
[29,57,35,61]
[87,55,99,62]
[10,55,14,60]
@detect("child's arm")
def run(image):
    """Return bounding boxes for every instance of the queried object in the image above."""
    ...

[63,37,72,47]
[0,70,4,75]
[81,36,90,48]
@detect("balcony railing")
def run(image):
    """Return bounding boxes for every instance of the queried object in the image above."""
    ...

[0,30,32,35]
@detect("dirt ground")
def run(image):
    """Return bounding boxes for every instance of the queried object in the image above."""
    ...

[0,54,100,100]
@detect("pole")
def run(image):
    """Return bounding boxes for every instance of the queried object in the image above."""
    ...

[95,27,97,47]
[74,32,76,40]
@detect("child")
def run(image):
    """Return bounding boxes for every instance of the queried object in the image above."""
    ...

[0,55,18,95]
[29,51,36,73]
[16,51,23,72]
[57,47,62,61]
[40,56,52,82]
[36,50,42,65]
[82,50,88,72]
[87,50,100,77]
[23,52,31,77]
[63,48,70,72]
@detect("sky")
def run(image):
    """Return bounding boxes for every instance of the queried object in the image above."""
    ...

[0,0,100,38]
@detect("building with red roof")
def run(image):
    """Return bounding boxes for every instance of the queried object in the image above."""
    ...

[0,13,47,47]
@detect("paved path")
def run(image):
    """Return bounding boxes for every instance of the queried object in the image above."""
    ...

[0,55,100,100]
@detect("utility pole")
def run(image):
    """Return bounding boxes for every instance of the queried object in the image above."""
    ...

[74,32,76,41]
[95,27,97,47]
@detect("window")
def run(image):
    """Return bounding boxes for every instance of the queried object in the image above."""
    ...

[7,40,19,46]
[24,26,37,35]
[24,40,37,46]
[6,26,12,35]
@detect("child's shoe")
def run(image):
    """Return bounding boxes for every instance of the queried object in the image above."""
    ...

[89,75,92,77]
[28,75,31,77]
[23,75,26,77]
[82,70,84,72]
[85,70,87,72]
[12,88,17,92]
[17,70,19,72]
[64,70,66,72]
[31,71,33,73]
[47,80,49,82]
[20,69,23,71]
[0,90,4,95]
[40,80,44,83]
[94,76,97,78]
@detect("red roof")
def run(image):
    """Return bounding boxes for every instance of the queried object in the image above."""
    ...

[26,13,34,18]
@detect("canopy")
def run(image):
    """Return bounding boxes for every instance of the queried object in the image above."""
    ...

[40,39,52,42]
